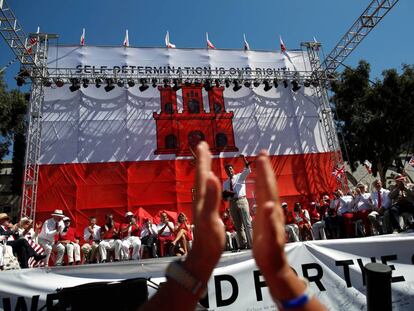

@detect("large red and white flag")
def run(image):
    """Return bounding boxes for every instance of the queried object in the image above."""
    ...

[165,31,176,48]
[206,32,216,49]
[243,33,250,51]
[332,165,345,180]
[123,29,129,47]
[409,156,414,168]
[80,28,85,46]
[280,35,287,53]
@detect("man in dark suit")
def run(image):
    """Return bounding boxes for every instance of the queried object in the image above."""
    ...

[0,213,45,268]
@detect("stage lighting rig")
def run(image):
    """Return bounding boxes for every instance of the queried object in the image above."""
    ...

[54,78,64,88]
[204,79,212,91]
[117,80,125,88]
[82,78,89,88]
[304,79,311,87]
[194,79,201,87]
[253,80,260,88]
[151,78,157,88]
[95,78,102,88]
[233,79,242,92]
[224,79,230,88]
[291,80,301,92]
[163,78,170,88]
[69,78,80,92]
[173,78,182,91]
[263,79,272,92]
[273,78,279,88]
[283,79,289,88]
[104,78,115,92]
[15,69,30,86]
[127,79,135,87]
[42,79,52,87]
[139,78,149,92]
[185,78,192,87]
[243,80,251,88]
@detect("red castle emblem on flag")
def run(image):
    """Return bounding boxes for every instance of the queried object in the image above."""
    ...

[153,84,238,156]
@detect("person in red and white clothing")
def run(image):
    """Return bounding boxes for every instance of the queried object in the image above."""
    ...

[307,202,326,240]
[368,180,392,234]
[292,202,313,241]
[121,212,141,260]
[221,211,239,250]
[38,209,65,266]
[98,214,122,263]
[350,183,373,236]
[81,216,100,264]
[282,202,300,242]
[157,211,175,257]
[57,217,81,265]
[331,190,354,238]
[141,218,159,258]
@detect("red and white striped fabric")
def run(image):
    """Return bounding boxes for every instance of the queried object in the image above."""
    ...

[280,35,287,53]
[80,28,85,46]
[123,29,129,47]
[38,46,338,234]
[206,32,216,49]
[27,240,45,268]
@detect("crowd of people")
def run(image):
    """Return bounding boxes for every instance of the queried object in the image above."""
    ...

[1,167,413,270]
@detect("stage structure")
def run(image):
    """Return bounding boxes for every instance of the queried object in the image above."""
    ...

[0,0,400,228]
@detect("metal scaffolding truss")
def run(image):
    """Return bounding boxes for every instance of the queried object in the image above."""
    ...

[322,0,399,75]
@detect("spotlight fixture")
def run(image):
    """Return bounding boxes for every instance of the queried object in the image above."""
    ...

[253,80,261,88]
[42,79,52,87]
[273,78,279,88]
[139,78,149,92]
[291,80,301,92]
[117,80,125,88]
[304,80,311,87]
[232,79,242,92]
[127,79,135,87]
[263,79,272,92]
[15,69,30,86]
[185,78,192,87]
[82,78,90,88]
[244,80,251,88]
[283,80,289,88]
[224,78,230,88]
[204,79,212,91]
[95,78,102,88]
[173,78,182,91]
[104,78,115,92]
[214,79,221,88]
[69,78,81,92]
[55,78,64,88]
[311,79,319,87]
[194,79,201,87]
[163,78,170,88]
[151,78,158,88]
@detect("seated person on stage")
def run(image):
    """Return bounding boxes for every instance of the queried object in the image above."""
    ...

[140,142,325,311]
[121,212,141,260]
[321,195,338,239]
[171,212,193,256]
[38,209,65,267]
[368,179,392,234]
[140,218,158,258]
[389,175,414,231]
[308,202,326,240]
[0,213,45,269]
[81,216,100,264]
[98,214,122,263]
[350,183,373,236]
[221,210,239,250]
[282,202,300,242]
[16,217,41,242]
[56,217,81,266]
[157,211,175,257]
[292,202,313,241]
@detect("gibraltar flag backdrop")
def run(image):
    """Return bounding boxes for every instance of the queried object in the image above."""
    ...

[37,46,337,231]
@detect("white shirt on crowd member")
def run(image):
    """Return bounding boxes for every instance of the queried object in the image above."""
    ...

[38,218,64,242]
[141,224,158,238]
[83,224,101,242]
[157,221,174,237]
[223,167,251,198]
[331,195,353,216]
[370,188,391,210]
[352,193,372,211]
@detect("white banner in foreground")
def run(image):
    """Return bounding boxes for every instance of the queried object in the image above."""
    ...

[0,234,413,310]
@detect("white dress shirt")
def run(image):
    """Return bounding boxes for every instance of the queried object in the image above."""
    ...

[157,221,174,237]
[331,195,353,216]
[370,188,391,210]
[83,224,101,242]
[352,193,372,211]
[38,218,64,242]
[141,224,158,238]
[223,167,251,198]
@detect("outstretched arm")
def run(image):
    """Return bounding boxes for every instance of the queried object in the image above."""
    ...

[140,142,224,311]
[253,150,326,310]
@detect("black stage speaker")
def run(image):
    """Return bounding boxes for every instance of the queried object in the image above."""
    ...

[48,277,148,310]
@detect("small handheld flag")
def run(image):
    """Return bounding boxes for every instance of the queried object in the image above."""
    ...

[165,31,176,48]
[243,33,250,51]
[123,29,129,47]
[332,165,345,180]
[206,32,216,49]
[280,35,286,53]
[80,28,85,46]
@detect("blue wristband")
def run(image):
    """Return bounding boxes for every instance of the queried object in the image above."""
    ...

[278,277,313,310]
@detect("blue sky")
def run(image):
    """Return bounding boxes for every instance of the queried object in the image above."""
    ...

[0,0,413,89]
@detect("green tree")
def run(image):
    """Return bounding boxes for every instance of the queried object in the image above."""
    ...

[0,73,28,194]
[331,61,414,183]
